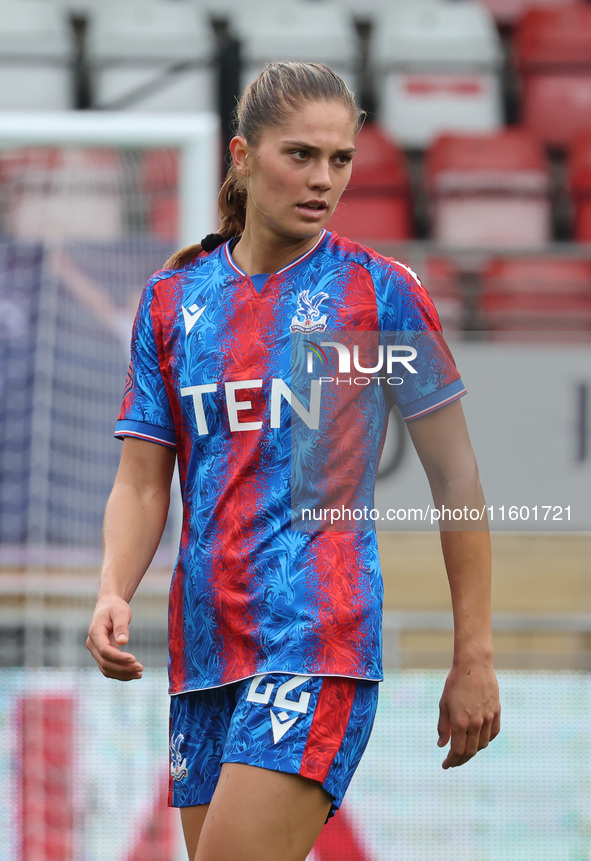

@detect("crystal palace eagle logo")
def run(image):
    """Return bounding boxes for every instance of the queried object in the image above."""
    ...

[170,732,189,781]
[290,290,329,333]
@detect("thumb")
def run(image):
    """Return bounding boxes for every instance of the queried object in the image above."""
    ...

[112,606,131,645]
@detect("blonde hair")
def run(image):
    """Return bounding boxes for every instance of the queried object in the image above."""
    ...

[164,61,363,269]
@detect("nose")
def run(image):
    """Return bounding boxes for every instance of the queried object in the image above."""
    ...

[308,158,332,191]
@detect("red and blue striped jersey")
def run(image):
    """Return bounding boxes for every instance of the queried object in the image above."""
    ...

[115,230,465,694]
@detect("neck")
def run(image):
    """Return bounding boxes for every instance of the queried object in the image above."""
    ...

[231,224,324,276]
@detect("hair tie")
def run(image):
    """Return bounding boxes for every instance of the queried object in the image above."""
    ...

[200,233,224,252]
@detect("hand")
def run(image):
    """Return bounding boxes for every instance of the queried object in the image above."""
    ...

[437,662,500,769]
[86,595,143,681]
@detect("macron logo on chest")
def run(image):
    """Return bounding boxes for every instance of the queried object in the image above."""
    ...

[181,303,206,335]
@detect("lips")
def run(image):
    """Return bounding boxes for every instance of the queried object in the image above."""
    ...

[297,200,328,218]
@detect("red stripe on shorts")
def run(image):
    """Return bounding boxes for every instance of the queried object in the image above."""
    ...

[299,677,356,783]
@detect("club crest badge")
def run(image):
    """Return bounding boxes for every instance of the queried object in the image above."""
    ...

[290,290,329,333]
[170,732,189,781]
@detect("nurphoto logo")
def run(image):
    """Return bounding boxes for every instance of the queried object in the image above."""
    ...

[304,338,418,386]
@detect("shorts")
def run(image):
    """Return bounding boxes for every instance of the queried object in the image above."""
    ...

[168,672,379,817]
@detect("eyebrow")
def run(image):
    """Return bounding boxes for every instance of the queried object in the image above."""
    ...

[281,140,357,155]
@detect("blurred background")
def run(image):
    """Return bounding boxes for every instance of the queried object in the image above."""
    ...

[0,0,590,858]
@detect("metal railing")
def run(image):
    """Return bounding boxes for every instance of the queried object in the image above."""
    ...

[2,574,591,670]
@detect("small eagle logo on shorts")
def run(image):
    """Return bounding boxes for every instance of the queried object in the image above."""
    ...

[290,290,329,333]
[170,732,189,781]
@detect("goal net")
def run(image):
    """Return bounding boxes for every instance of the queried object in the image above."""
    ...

[0,113,221,859]
[0,112,217,562]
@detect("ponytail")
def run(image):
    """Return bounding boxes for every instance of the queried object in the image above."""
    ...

[163,165,247,269]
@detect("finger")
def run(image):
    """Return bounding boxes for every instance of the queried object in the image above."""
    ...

[98,662,143,682]
[87,635,137,666]
[86,635,139,672]
[444,718,491,768]
[437,706,451,748]
[443,747,469,769]
[100,656,143,675]
[490,710,501,741]
[98,646,139,667]
[442,741,465,769]
[87,642,143,679]
[442,722,471,769]
[463,722,483,760]
[477,726,491,751]
[477,715,495,751]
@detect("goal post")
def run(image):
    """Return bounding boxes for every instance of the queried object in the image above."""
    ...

[0,111,219,581]
[0,111,219,247]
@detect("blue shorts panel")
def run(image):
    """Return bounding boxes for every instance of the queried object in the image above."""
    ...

[168,673,379,816]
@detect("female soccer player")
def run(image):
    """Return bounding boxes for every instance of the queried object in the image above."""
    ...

[87,61,500,861]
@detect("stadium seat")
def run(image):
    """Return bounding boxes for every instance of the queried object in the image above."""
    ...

[425,129,551,247]
[229,0,358,93]
[372,0,503,148]
[140,149,180,242]
[479,256,591,338]
[480,0,572,28]
[86,0,215,113]
[422,257,465,335]
[328,124,412,243]
[0,0,72,110]
[515,3,591,148]
[569,134,591,243]
[142,126,412,244]
[0,148,125,241]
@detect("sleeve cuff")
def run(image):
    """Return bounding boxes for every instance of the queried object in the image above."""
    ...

[114,419,176,448]
[399,379,467,422]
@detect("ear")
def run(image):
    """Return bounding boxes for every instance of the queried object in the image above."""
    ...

[230,135,250,177]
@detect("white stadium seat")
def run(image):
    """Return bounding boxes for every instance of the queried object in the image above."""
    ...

[372,0,504,148]
[0,0,72,110]
[87,0,215,113]
[227,0,359,95]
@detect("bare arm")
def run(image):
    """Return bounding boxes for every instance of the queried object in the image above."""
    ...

[407,399,501,768]
[86,437,176,681]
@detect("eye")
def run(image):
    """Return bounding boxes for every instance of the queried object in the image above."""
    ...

[291,149,309,161]
[334,153,353,166]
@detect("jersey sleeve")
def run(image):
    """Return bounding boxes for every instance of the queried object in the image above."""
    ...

[375,259,466,422]
[114,275,176,448]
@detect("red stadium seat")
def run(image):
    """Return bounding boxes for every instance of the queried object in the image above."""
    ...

[480,0,572,28]
[148,195,179,243]
[569,133,591,243]
[515,4,591,148]
[140,149,179,241]
[328,123,412,242]
[425,129,551,247]
[422,257,465,335]
[480,256,591,339]
[0,147,124,240]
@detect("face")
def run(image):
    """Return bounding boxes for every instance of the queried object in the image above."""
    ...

[231,100,357,243]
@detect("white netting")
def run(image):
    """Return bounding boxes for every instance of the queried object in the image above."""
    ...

[0,146,181,552]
